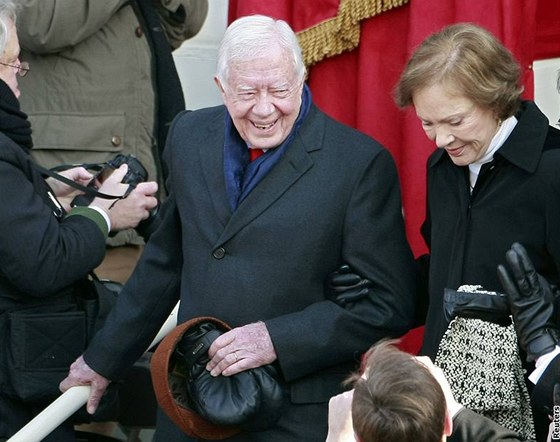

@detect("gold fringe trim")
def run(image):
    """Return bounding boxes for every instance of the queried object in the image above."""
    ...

[297,0,410,67]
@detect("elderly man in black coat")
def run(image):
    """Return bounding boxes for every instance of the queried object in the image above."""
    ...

[59,14,416,442]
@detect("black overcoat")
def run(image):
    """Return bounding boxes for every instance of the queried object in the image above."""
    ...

[422,101,560,358]
[84,103,417,440]
[0,131,106,438]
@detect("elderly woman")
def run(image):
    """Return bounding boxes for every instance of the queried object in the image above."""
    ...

[393,22,560,439]
[0,1,158,439]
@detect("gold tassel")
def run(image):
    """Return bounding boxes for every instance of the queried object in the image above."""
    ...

[296,0,410,68]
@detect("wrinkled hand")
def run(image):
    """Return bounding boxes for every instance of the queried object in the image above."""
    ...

[59,355,111,415]
[326,264,373,306]
[90,164,158,232]
[497,242,559,361]
[46,167,94,211]
[206,321,277,377]
[325,389,355,442]
[416,356,463,418]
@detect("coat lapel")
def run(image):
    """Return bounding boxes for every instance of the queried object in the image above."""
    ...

[216,106,324,245]
[198,108,232,229]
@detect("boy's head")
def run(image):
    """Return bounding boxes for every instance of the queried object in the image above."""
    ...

[351,341,452,442]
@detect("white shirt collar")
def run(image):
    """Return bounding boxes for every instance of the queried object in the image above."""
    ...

[468,116,518,191]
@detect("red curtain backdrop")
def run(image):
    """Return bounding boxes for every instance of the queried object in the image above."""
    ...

[227,0,560,353]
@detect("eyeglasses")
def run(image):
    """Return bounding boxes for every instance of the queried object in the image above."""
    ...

[0,61,30,77]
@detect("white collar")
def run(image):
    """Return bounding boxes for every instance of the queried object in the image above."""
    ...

[468,116,518,190]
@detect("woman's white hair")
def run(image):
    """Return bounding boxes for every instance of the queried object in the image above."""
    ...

[216,14,306,90]
[0,0,17,57]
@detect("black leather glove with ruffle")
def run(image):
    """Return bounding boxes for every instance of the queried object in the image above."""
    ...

[443,285,510,325]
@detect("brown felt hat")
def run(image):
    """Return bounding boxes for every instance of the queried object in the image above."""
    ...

[150,316,241,440]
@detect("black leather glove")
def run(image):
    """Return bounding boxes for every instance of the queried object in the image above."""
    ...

[175,321,283,431]
[443,286,510,325]
[497,242,559,362]
[326,264,373,306]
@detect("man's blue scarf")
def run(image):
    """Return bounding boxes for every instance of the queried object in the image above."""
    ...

[223,84,312,211]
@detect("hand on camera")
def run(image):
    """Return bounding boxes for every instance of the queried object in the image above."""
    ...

[326,389,355,442]
[46,166,94,211]
[47,166,94,197]
[90,164,158,232]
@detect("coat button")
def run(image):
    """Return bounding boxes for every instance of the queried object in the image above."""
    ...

[111,136,122,147]
[135,26,144,38]
[213,247,226,259]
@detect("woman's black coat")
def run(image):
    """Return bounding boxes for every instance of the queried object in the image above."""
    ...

[421,101,560,358]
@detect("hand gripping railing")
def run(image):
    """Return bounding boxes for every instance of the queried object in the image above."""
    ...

[7,302,180,442]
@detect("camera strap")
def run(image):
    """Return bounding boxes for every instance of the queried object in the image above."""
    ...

[33,163,130,200]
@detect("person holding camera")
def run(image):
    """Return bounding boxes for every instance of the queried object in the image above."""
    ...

[0,2,158,440]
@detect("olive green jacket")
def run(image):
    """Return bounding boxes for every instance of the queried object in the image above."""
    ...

[18,0,208,245]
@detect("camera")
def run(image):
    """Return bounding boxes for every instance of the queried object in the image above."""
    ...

[72,154,160,240]
[72,154,148,206]
[96,154,149,188]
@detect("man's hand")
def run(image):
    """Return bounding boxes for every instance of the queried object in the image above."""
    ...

[90,164,158,232]
[326,264,373,306]
[46,166,93,198]
[59,355,111,415]
[497,242,559,361]
[46,167,94,211]
[206,321,277,377]
[326,390,355,442]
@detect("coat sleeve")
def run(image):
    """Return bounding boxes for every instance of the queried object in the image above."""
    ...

[18,0,128,53]
[531,353,560,415]
[266,148,417,382]
[81,111,185,380]
[83,191,183,380]
[0,154,106,297]
[450,408,524,442]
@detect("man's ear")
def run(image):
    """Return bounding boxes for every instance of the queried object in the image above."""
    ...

[214,77,225,94]
[443,410,453,438]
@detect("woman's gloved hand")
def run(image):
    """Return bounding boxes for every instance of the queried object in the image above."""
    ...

[325,264,373,306]
[497,242,560,362]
